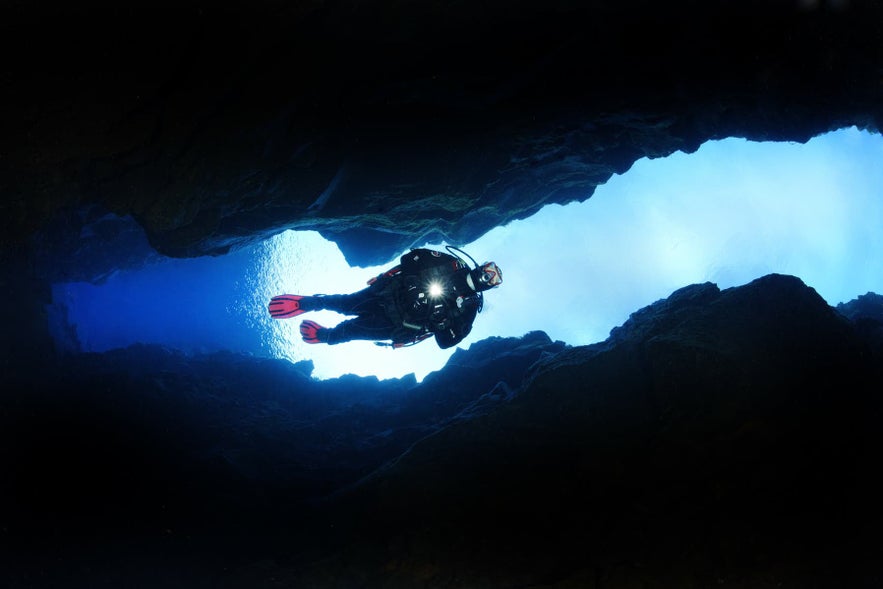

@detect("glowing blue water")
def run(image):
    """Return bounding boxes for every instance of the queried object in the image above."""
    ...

[51,246,264,356]
[47,127,883,383]
[49,230,460,381]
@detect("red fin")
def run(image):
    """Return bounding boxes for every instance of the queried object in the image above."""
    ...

[299,319,326,343]
[268,294,306,319]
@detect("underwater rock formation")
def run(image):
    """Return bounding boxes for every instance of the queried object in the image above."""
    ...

[2,1,883,586]
[278,275,883,586]
[1,275,881,586]
[3,0,882,267]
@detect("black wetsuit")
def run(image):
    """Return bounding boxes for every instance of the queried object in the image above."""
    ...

[316,248,482,348]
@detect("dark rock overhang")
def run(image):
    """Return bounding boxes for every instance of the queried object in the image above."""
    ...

[3,0,882,267]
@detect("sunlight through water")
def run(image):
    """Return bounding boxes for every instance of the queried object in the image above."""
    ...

[48,127,883,383]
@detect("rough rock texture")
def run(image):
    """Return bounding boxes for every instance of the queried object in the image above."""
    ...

[3,0,882,267]
[281,276,883,587]
[1,275,881,587]
[3,1,883,586]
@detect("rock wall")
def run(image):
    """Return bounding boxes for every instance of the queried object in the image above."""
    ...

[3,1,882,266]
[2,275,881,587]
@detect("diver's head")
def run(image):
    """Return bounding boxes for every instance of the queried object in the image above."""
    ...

[467,261,502,292]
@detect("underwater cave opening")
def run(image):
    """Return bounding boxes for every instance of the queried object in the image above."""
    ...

[46,126,883,383]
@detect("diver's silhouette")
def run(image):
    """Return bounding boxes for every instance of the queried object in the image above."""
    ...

[269,247,502,349]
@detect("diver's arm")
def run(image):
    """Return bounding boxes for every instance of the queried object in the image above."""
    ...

[367,264,401,287]
[434,325,467,349]
[433,303,477,349]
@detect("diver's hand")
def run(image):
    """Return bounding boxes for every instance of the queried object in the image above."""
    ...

[429,302,449,331]
[405,277,429,313]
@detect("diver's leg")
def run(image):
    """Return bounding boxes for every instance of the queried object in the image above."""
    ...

[302,288,375,315]
[323,314,397,345]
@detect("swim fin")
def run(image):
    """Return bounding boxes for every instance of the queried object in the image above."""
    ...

[268,294,308,319]
[300,319,328,344]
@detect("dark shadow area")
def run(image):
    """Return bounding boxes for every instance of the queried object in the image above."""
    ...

[3,1,883,586]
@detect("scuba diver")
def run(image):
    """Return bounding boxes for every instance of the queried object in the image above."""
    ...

[268,246,502,349]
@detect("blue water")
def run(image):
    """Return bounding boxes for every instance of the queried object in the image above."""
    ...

[51,247,265,356]
[48,230,455,382]
[47,128,883,383]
